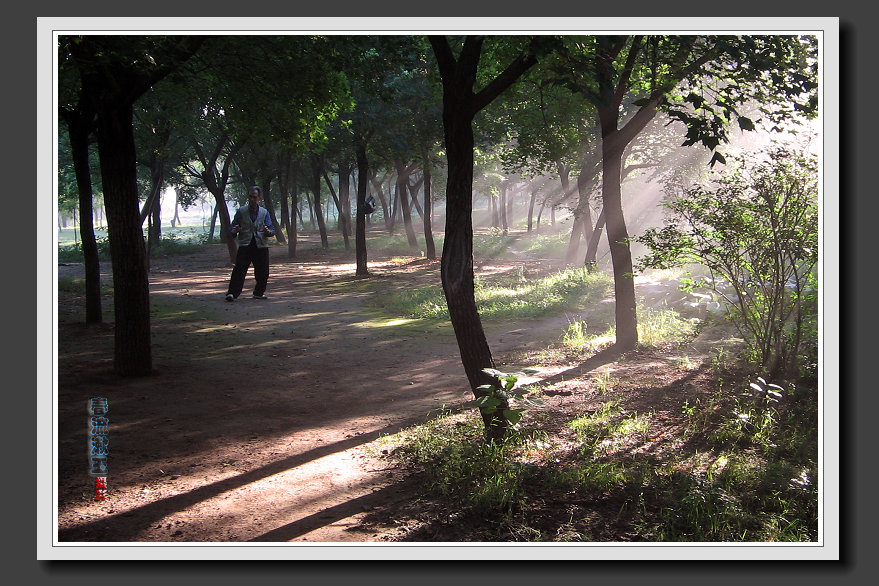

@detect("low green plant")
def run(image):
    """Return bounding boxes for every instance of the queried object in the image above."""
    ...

[475,368,544,429]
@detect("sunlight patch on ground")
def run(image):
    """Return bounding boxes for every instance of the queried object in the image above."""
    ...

[355,317,418,328]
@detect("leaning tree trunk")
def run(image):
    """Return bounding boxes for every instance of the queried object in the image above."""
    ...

[310,156,329,249]
[584,206,606,269]
[261,180,286,245]
[96,104,153,376]
[395,161,419,251]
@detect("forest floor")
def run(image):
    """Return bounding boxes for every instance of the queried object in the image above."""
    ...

[54,229,746,550]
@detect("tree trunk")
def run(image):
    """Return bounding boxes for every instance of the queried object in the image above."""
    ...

[96,104,152,376]
[310,156,329,249]
[584,206,606,268]
[355,140,370,276]
[422,159,436,260]
[261,179,286,245]
[527,188,536,233]
[207,206,217,242]
[600,129,638,350]
[430,35,537,440]
[63,110,103,324]
[500,183,508,233]
[339,164,354,237]
[395,161,419,251]
[284,158,299,258]
[322,169,350,250]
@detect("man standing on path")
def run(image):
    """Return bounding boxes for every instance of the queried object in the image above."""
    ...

[225,186,275,301]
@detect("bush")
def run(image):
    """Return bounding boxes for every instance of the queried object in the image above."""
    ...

[637,145,818,379]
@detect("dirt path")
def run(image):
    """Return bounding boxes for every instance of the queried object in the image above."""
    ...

[55,239,579,543]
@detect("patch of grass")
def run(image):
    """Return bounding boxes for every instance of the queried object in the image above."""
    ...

[375,364,818,542]
[57,276,112,296]
[559,305,699,353]
[636,307,700,348]
[379,266,613,322]
[58,233,210,263]
[380,410,544,516]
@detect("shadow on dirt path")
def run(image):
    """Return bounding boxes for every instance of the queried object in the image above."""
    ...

[56,240,567,543]
[55,237,721,545]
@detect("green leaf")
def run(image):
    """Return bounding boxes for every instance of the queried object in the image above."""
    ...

[475,396,502,413]
[709,151,726,167]
[503,409,524,425]
[737,116,756,131]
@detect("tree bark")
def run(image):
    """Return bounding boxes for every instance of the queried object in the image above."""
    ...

[322,168,350,249]
[260,178,286,244]
[354,141,370,275]
[422,159,437,260]
[395,161,419,251]
[430,35,538,440]
[96,104,153,375]
[62,108,103,324]
[310,155,329,249]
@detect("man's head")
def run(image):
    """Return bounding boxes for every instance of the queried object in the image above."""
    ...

[247,186,262,209]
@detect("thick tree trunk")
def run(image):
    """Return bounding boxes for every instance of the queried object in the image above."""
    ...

[209,189,236,263]
[601,131,638,350]
[96,105,153,376]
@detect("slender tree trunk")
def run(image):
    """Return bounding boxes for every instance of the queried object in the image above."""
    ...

[310,156,329,248]
[370,172,392,232]
[286,160,299,258]
[339,164,354,237]
[64,111,103,324]
[355,140,370,275]
[395,161,419,251]
[527,188,536,233]
[208,206,218,243]
[430,35,537,440]
[584,206,606,269]
[500,183,508,233]
[260,179,286,245]
[322,168,350,250]
[422,159,436,260]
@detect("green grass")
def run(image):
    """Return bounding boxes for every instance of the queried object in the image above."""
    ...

[375,365,818,542]
[560,304,701,353]
[379,266,613,322]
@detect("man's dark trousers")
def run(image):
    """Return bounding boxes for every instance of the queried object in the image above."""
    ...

[227,239,269,298]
